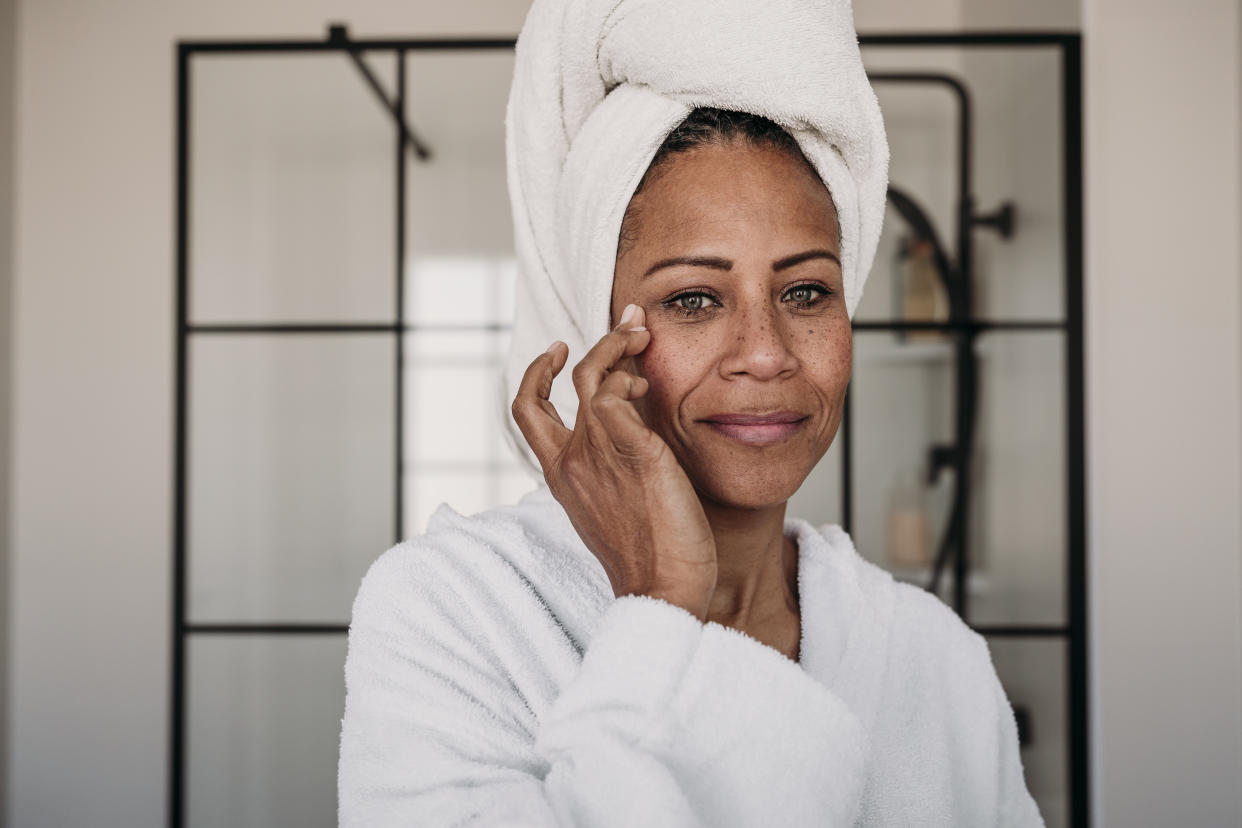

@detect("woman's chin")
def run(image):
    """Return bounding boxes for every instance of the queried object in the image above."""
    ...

[688,462,810,512]
[659,422,829,511]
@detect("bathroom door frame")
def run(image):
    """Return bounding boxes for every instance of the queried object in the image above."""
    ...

[171,30,1085,828]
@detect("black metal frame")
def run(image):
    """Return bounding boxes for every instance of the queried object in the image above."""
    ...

[172,30,1086,827]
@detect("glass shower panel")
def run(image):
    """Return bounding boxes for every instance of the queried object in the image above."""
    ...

[848,330,957,578]
[988,637,1069,828]
[854,84,958,326]
[188,334,395,623]
[404,329,535,537]
[176,34,1083,828]
[848,330,1066,625]
[970,331,1067,627]
[404,51,517,261]
[190,53,396,324]
[399,50,537,537]
[858,46,1065,323]
[404,255,516,328]
[787,436,844,530]
[850,40,1075,827]
[963,48,1064,323]
[186,635,345,828]
[408,469,541,536]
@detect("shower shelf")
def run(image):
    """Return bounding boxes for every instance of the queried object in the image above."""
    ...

[853,337,1022,363]
[854,338,956,363]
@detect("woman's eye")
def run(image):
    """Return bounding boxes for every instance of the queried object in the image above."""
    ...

[784,284,829,306]
[668,292,719,313]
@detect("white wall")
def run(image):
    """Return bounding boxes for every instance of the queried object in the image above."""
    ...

[1083,0,1242,825]
[0,0,15,818]
[962,0,1080,30]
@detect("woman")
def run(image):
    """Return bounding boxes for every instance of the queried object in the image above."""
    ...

[339,1,1043,825]
[516,109,851,656]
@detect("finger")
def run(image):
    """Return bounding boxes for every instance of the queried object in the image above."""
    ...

[571,305,651,406]
[597,365,650,402]
[589,369,655,453]
[512,342,572,469]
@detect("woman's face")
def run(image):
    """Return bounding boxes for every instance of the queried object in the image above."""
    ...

[611,139,852,511]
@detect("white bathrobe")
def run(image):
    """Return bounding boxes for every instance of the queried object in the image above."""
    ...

[338,486,1044,826]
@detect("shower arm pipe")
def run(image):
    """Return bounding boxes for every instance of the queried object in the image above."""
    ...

[885,185,958,317]
[327,24,433,161]
[882,184,970,601]
[868,72,977,616]
[867,72,974,318]
[883,182,979,607]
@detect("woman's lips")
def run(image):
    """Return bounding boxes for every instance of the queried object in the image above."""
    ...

[699,412,808,446]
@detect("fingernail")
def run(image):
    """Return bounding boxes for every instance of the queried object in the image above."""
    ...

[545,340,562,354]
[630,326,647,332]
[619,303,638,327]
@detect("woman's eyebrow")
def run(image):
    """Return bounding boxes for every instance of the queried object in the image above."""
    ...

[773,249,841,270]
[642,256,732,278]
[642,249,841,279]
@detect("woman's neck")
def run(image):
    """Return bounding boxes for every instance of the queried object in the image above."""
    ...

[699,497,800,631]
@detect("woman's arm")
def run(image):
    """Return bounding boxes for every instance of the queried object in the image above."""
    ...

[337,542,869,827]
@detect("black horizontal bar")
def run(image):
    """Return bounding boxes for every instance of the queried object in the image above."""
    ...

[852,319,1065,331]
[187,322,512,334]
[182,37,517,54]
[181,32,1077,55]
[186,623,348,635]
[859,32,1079,47]
[972,625,1069,637]
[187,320,1062,335]
[184,622,1069,638]
[190,322,396,334]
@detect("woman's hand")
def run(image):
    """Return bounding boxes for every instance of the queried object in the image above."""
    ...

[511,304,718,621]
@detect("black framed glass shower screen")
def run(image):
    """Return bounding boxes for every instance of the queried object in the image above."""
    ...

[173,33,1086,828]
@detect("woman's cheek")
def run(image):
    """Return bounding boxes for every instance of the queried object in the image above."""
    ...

[636,324,709,384]
[634,329,706,426]
[797,322,851,371]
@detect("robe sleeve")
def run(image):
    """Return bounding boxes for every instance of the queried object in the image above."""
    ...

[338,544,868,828]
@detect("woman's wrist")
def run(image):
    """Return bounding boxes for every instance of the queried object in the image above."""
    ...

[640,586,711,623]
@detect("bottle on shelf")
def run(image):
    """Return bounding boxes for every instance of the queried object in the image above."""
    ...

[895,236,949,342]
[887,465,932,570]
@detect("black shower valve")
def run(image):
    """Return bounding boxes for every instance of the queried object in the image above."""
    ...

[971,201,1016,239]
[927,444,958,486]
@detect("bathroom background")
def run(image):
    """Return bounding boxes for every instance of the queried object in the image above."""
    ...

[2,1,1240,827]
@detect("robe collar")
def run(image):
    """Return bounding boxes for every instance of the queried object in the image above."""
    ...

[786,517,898,737]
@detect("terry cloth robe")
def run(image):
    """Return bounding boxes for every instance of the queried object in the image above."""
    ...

[338,486,1045,827]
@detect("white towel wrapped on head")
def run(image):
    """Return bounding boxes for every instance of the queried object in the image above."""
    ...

[502,0,890,463]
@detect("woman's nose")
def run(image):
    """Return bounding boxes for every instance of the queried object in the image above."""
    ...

[717,301,800,381]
